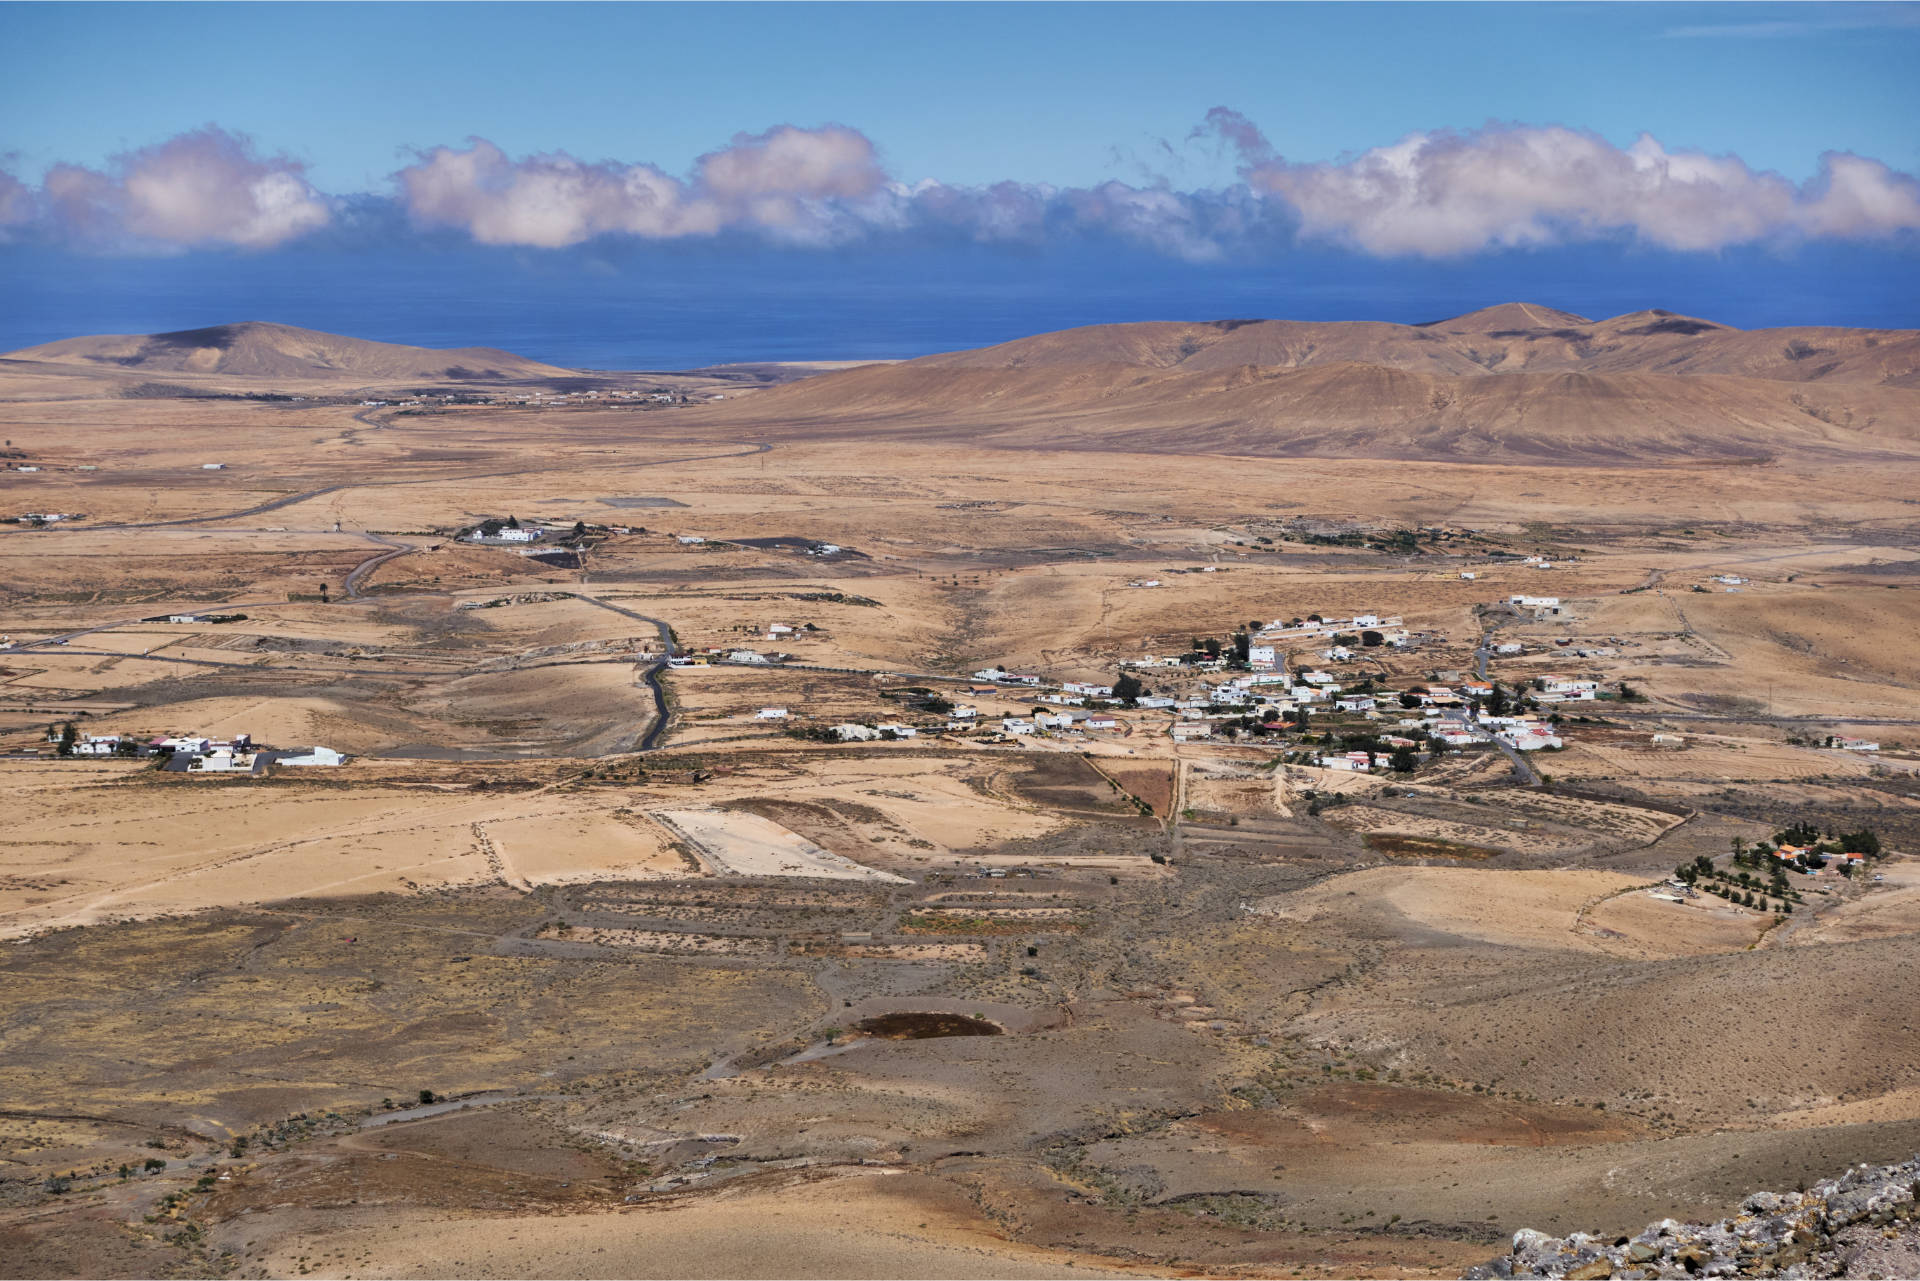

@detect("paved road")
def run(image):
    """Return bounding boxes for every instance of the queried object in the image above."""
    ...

[71,436,774,534]
[8,434,772,654]
[1604,708,1920,728]
[1490,736,1541,786]
[343,532,416,598]
[52,407,390,533]
[566,594,680,751]
[9,526,412,650]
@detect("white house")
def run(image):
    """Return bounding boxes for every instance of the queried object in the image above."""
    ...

[1837,737,1880,752]
[189,747,255,772]
[200,463,226,471]
[1171,722,1211,741]
[1495,642,1524,655]
[1495,722,1562,751]
[754,707,789,720]
[676,535,706,545]
[1000,717,1036,736]
[832,723,880,742]
[279,746,345,767]
[468,526,537,543]
[1335,695,1376,713]
[1460,571,1477,580]
[766,623,796,637]
[1248,645,1277,670]
[950,704,978,720]
[1136,696,1176,709]
[1541,675,1599,697]
[875,722,918,738]
[1085,715,1118,731]
[167,614,200,624]
[728,650,770,664]
[1061,681,1114,697]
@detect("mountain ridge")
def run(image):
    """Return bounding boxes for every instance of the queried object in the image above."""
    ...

[698,302,1920,463]
[1,320,577,384]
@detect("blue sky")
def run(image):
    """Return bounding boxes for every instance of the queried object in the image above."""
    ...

[2,2,1917,358]
[6,2,1918,188]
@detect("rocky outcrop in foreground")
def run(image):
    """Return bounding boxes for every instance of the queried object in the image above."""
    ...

[1465,1157,1920,1279]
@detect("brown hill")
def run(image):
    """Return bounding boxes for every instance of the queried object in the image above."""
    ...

[1,321,576,388]
[703,305,1920,463]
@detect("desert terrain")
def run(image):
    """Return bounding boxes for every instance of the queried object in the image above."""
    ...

[3,311,1920,1279]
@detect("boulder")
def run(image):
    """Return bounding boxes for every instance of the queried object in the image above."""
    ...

[1512,1228,1555,1256]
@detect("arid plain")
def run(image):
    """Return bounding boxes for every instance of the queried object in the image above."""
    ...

[3,310,1920,1279]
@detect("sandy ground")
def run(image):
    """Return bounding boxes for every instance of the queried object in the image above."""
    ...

[251,1170,1141,1279]
[1256,865,1771,961]
[1257,866,1647,950]
[652,808,909,882]
[0,768,694,936]
[5,373,1920,1280]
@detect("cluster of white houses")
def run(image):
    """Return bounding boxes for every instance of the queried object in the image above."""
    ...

[54,729,344,771]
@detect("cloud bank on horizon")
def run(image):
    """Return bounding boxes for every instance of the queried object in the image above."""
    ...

[4,111,1917,260]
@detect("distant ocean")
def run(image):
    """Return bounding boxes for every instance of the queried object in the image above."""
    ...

[4,241,1915,370]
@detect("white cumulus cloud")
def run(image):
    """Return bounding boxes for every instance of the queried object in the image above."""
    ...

[397,125,889,248]
[36,128,330,250]
[6,117,1917,261]
[1229,123,1920,257]
[0,166,34,239]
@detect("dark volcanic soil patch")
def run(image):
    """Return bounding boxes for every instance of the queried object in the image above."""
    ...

[1007,753,1142,817]
[1364,833,1501,860]
[856,1011,1004,1039]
